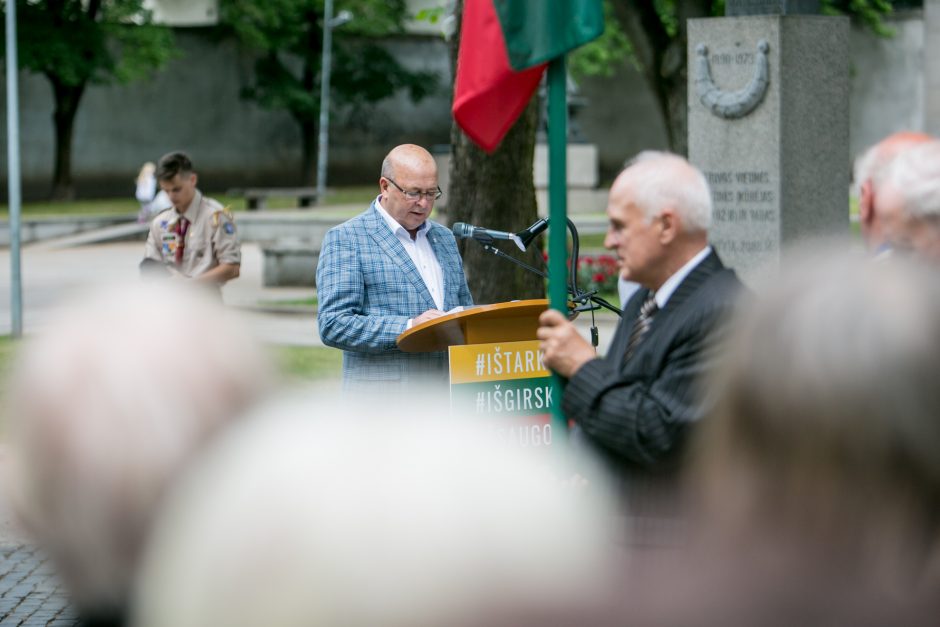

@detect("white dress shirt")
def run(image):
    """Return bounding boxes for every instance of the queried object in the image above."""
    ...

[375,198,445,312]
[654,246,712,309]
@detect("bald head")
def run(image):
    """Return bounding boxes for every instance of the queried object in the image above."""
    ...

[378,144,440,236]
[381,144,436,181]
[854,132,934,251]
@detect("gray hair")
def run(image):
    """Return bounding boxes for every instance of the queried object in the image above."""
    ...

[133,398,619,627]
[623,151,713,232]
[852,132,935,198]
[885,140,940,220]
[380,155,394,180]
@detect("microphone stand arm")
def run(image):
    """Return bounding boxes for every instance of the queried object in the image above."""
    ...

[478,244,622,316]
[479,244,548,280]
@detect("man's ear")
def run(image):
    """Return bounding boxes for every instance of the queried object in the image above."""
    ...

[658,207,679,244]
[190,173,199,188]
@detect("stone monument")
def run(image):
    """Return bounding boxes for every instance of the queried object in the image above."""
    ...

[927,0,940,137]
[688,2,849,284]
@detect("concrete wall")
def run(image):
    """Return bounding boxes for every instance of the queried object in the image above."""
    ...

[576,63,671,182]
[0,29,453,200]
[926,0,940,136]
[849,11,926,157]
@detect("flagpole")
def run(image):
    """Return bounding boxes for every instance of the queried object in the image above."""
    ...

[547,56,568,440]
[7,0,22,339]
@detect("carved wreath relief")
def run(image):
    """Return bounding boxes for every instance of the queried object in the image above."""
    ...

[694,40,770,119]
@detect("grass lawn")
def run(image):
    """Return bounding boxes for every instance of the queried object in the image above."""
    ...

[0,336,341,383]
[0,185,378,217]
[259,296,318,308]
[271,344,342,381]
[0,337,18,381]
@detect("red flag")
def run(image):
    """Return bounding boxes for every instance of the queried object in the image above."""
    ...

[452,0,546,153]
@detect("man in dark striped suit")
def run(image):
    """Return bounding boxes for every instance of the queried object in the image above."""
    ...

[537,152,742,543]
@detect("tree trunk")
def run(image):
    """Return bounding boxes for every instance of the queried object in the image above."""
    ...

[610,0,712,156]
[300,118,317,186]
[49,77,85,200]
[447,1,544,304]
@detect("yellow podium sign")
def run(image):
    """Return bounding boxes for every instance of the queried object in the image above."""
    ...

[449,339,556,447]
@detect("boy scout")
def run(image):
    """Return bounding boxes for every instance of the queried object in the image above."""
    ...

[143,151,241,286]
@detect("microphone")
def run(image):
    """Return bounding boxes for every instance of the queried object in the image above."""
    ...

[515,218,549,250]
[452,222,526,252]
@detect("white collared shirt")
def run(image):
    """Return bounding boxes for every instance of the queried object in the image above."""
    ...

[375,197,445,310]
[653,246,712,309]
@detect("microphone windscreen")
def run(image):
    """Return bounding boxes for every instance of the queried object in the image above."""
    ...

[452,222,474,239]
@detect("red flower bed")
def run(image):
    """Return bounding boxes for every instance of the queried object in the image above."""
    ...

[576,254,619,294]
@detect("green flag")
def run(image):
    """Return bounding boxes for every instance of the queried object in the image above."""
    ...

[494,0,604,72]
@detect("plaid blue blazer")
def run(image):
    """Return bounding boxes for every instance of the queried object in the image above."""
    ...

[316,202,473,387]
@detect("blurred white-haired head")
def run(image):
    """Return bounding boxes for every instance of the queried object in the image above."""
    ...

[852,132,934,252]
[133,395,620,627]
[5,282,271,621]
[883,140,940,260]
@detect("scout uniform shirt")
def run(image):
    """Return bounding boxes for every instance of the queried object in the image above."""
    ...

[144,190,241,278]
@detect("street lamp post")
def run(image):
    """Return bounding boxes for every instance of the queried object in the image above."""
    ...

[316,0,352,205]
[7,0,22,337]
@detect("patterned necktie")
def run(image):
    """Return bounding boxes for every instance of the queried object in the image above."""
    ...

[175,217,190,267]
[624,293,658,361]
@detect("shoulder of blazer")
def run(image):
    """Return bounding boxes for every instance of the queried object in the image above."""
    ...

[326,206,378,235]
[661,250,736,311]
[426,220,456,240]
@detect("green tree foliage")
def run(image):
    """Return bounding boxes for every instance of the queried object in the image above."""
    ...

[1,0,175,199]
[219,0,437,185]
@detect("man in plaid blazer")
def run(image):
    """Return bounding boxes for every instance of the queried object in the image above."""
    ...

[317,144,473,389]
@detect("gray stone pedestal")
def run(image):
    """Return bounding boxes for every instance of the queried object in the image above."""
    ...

[927,0,940,136]
[688,16,850,285]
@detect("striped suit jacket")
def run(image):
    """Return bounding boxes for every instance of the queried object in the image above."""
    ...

[316,202,473,387]
[564,251,742,527]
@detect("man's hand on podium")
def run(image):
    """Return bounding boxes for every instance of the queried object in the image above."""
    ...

[412,309,446,326]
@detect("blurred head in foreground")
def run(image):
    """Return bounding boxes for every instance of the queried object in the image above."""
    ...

[6,283,271,625]
[133,399,619,627]
[696,243,940,587]
[620,244,940,626]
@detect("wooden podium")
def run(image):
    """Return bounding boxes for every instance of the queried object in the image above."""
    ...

[396,299,549,353]
[397,300,557,448]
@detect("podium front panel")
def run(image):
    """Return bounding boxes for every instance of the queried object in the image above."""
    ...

[449,340,557,448]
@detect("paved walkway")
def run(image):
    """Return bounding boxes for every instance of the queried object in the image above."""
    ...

[0,240,321,345]
[0,545,76,626]
[0,239,619,349]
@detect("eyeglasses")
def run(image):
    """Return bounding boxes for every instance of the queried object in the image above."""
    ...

[385,177,443,201]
